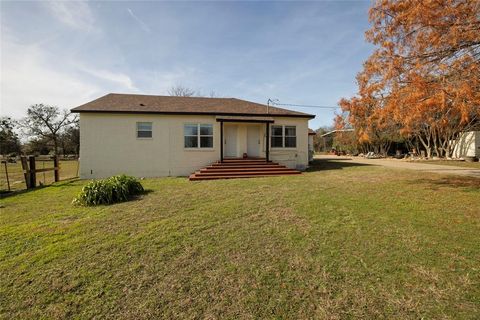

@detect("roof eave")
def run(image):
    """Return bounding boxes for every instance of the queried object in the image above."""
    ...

[70,109,315,119]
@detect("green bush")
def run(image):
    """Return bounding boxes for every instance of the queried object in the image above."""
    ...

[73,175,144,206]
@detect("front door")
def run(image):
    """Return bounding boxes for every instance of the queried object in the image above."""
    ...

[247,126,260,157]
[224,125,237,157]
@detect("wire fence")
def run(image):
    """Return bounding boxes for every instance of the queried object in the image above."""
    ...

[1,157,79,193]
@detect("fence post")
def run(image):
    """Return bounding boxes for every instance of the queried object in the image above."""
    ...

[76,157,80,178]
[53,155,59,182]
[20,157,30,189]
[3,161,10,191]
[28,156,36,188]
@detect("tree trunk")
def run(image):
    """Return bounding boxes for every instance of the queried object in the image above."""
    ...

[53,137,58,156]
[418,135,432,158]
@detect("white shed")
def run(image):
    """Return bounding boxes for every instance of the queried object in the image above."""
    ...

[453,131,480,158]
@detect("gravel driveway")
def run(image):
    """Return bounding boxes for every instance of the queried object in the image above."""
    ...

[315,155,480,178]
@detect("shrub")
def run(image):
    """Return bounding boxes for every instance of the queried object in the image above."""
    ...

[73,175,144,206]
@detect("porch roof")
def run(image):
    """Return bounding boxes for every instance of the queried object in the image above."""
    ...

[215,115,275,123]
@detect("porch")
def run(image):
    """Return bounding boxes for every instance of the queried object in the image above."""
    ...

[189,116,303,180]
[217,116,273,162]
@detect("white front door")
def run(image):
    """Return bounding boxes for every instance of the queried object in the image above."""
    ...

[247,126,260,157]
[224,125,237,157]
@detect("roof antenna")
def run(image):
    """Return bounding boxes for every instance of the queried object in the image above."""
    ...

[267,98,279,114]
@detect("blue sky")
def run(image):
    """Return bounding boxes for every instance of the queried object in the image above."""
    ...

[1,1,373,129]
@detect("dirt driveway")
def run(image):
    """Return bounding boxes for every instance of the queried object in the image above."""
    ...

[314,155,480,178]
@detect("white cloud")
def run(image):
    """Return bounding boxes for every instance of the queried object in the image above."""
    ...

[77,65,138,91]
[1,35,100,118]
[127,8,151,33]
[43,1,94,30]
[0,30,142,119]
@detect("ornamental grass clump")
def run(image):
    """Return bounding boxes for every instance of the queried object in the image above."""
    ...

[73,175,144,206]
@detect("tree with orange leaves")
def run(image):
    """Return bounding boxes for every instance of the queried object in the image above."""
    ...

[338,0,480,158]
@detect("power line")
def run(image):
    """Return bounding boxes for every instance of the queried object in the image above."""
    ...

[271,101,340,109]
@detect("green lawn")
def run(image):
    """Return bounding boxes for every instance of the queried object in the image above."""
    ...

[1,160,479,319]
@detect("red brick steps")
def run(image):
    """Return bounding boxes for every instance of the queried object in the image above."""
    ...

[204,165,286,170]
[190,174,297,180]
[189,158,301,181]
[200,167,292,172]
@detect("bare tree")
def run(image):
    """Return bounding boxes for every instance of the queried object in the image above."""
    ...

[21,104,78,155]
[208,90,220,98]
[168,85,197,97]
[167,85,223,98]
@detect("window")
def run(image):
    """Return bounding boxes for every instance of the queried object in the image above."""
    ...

[199,124,214,148]
[137,122,152,138]
[284,126,297,148]
[271,125,283,148]
[184,124,198,148]
[271,125,296,148]
[184,124,213,148]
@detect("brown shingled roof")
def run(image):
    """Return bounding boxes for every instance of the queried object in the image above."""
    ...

[71,93,315,118]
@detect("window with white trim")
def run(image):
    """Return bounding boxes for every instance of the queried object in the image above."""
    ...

[271,125,283,148]
[184,124,213,148]
[136,122,152,138]
[271,125,296,148]
[284,126,297,148]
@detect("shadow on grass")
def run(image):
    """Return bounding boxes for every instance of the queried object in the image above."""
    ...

[73,189,154,207]
[410,176,480,191]
[0,178,81,200]
[0,185,48,199]
[131,189,154,200]
[306,158,374,172]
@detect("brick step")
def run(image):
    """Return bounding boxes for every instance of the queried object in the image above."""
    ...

[200,166,290,172]
[207,164,283,169]
[189,173,298,180]
[216,160,268,164]
[211,162,278,167]
[193,170,300,177]
[221,158,266,162]
[189,159,302,180]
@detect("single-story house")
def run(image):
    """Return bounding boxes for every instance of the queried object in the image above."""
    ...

[71,93,315,179]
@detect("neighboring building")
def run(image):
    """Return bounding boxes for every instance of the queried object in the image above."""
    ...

[308,128,316,162]
[453,131,480,158]
[320,129,355,137]
[320,129,355,154]
[71,93,315,179]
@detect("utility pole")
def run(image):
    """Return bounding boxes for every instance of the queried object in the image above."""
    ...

[267,98,279,114]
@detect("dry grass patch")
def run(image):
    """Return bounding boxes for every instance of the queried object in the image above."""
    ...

[409,160,480,169]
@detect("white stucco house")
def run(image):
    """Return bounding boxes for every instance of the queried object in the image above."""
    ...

[71,93,315,179]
